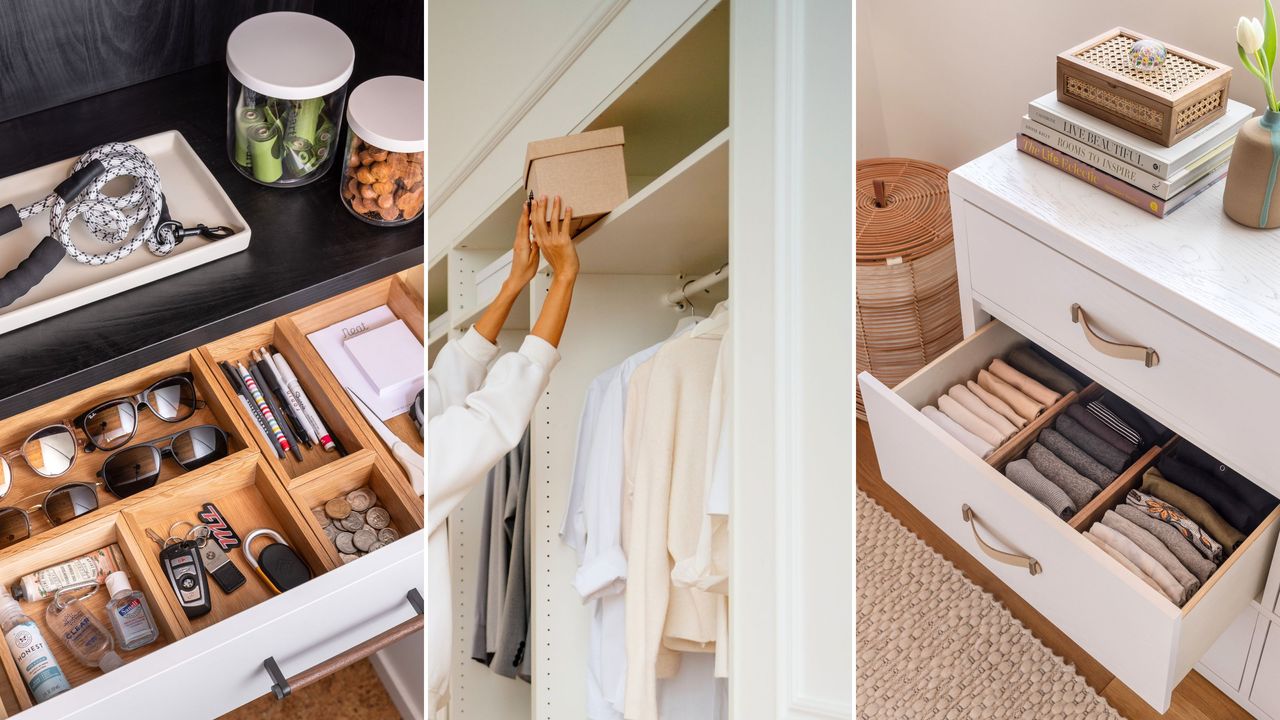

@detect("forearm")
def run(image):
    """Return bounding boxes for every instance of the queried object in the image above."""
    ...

[531,273,577,347]
[473,281,522,343]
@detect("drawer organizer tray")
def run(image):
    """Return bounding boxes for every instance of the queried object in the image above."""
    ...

[860,320,1280,713]
[0,271,423,717]
[0,131,250,336]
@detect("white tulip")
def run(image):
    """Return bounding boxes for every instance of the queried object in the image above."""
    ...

[1239,16,1266,54]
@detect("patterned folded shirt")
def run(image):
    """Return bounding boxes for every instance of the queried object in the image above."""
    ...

[1126,488,1224,563]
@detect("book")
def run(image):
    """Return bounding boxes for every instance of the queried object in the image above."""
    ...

[1015,134,1227,218]
[1028,91,1251,179]
[306,305,422,420]
[1019,116,1232,199]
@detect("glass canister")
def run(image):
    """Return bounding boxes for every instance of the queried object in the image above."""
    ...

[225,12,354,187]
[341,76,425,226]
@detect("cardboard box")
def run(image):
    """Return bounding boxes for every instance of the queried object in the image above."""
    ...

[524,126,628,236]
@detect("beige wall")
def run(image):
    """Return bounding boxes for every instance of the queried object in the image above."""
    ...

[857,0,1269,169]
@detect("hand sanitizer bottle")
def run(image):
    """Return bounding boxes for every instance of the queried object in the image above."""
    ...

[0,589,71,702]
[45,586,122,672]
[104,571,158,651]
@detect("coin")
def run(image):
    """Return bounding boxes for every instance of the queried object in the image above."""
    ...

[339,552,359,564]
[347,487,374,512]
[353,527,377,552]
[341,512,365,532]
[366,506,391,530]
[324,497,351,520]
[311,507,331,527]
[335,531,356,554]
[377,528,399,543]
[323,524,340,540]
[368,541,386,552]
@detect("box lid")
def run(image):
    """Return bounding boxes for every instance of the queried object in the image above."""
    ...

[524,126,625,188]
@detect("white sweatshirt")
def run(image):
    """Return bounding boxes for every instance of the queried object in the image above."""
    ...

[427,327,560,712]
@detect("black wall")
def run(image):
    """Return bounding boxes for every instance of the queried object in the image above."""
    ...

[0,0,423,123]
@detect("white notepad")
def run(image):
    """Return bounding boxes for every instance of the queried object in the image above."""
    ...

[307,306,423,420]
[345,320,424,399]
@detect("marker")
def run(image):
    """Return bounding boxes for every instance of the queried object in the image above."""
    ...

[271,350,336,452]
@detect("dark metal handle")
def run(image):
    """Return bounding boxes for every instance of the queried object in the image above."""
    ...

[265,588,424,700]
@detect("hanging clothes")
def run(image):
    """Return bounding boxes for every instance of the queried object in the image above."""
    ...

[493,427,533,680]
[427,328,560,712]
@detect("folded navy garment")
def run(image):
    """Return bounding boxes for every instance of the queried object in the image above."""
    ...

[1085,401,1142,447]
[1099,393,1171,447]
[1006,347,1083,395]
[1172,440,1280,530]
[1053,414,1129,473]
[1066,403,1137,457]
[1156,455,1252,532]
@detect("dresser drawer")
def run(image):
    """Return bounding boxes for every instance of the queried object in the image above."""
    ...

[858,320,1280,713]
[961,203,1280,499]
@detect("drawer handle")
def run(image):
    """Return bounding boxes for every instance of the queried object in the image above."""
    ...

[961,504,1042,576]
[264,587,424,700]
[1071,303,1159,368]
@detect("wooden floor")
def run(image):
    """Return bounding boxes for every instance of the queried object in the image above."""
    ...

[221,659,400,719]
[856,419,1254,720]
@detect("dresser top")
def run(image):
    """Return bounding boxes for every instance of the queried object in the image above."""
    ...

[950,140,1280,375]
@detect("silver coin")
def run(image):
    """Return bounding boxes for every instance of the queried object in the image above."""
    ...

[323,523,340,540]
[339,552,359,564]
[368,541,386,552]
[366,506,391,530]
[377,528,399,543]
[312,507,331,527]
[346,487,374,512]
[340,512,365,532]
[335,531,356,554]
[353,527,377,552]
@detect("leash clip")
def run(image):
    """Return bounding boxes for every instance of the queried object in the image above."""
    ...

[159,221,235,243]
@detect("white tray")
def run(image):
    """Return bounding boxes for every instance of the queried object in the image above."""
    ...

[0,130,251,335]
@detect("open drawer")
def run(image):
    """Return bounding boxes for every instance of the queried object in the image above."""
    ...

[858,320,1280,713]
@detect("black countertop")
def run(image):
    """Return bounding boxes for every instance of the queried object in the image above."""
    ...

[0,61,422,418]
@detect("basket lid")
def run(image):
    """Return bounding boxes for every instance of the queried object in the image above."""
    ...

[227,12,354,100]
[857,158,952,265]
[346,76,424,152]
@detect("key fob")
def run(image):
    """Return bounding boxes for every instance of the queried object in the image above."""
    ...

[197,538,246,594]
[160,540,211,618]
[243,529,312,594]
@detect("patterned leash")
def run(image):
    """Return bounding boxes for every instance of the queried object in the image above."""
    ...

[0,142,232,307]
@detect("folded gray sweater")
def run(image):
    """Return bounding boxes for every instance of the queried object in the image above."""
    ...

[1027,443,1101,510]
[1007,347,1083,395]
[1054,413,1130,473]
[1038,428,1118,489]
[1005,458,1076,520]
[1115,504,1218,583]
[1101,509,1200,604]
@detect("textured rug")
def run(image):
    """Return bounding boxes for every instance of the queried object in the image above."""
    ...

[856,491,1121,719]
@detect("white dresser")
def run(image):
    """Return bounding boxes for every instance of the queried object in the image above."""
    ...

[859,139,1280,716]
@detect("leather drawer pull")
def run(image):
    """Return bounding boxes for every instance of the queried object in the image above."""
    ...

[1071,303,1159,368]
[961,504,1042,575]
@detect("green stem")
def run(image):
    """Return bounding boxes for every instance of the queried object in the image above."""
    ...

[1262,51,1279,112]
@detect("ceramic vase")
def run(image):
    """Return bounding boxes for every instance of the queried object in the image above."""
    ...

[1223,109,1280,229]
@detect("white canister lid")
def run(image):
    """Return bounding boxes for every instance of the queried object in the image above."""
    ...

[346,76,425,153]
[226,12,355,100]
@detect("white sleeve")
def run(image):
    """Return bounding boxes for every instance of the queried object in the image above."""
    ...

[427,327,501,417]
[561,376,607,562]
[427,335,559,535]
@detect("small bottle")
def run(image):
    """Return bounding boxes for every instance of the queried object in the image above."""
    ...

[45,586,122,672]
[104,572,158,651]
[0,589,71,702]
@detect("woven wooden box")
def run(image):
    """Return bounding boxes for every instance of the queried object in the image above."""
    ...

[1056,28,1231,147]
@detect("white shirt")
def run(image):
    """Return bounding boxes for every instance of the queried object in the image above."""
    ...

[427,328,560,712]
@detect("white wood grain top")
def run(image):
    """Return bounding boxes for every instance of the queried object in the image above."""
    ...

[950,140,1280,376]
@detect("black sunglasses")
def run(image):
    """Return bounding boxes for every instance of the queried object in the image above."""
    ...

[76,373,204,452]
[95,425,229,498]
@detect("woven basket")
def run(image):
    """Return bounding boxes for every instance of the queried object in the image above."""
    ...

[856,158,962,420]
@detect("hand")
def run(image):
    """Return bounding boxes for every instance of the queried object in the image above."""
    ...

[504,199,540,292]
[531,195,579,280]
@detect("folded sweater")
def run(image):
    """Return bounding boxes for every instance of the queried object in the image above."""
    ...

[922,405,994,458]
[1006,346,1083,395]
[1173,443,1278,533]
[1085,401,1143,447]
[1115,504,1218,583]
[1084,531,1165,597]
[1126,488,1224,563]
[989,357,1062,407]
[1005,459,1075,520]
[947,384,1019,439]
[1090,522,1185,605]
[1142,469,1244,553]
[1066,403,1136,456]
[977,369,1044,423]
[1053,414,1130,473]
[1037,428,1117,489]
[1097,394,1170,447]
[967,380,1027,429]
[1156,455,1253,534]
[1026,443,1100,510]
[938,394,1007,448]
[1101,509,1200,603]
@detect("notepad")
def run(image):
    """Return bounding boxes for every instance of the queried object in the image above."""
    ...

[307,306,422,420]
[345,320,424,399]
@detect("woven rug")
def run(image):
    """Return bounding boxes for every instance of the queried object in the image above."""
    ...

[856,491,1121,719]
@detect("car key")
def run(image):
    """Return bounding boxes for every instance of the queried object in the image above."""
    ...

[158,539,211,619]
[190,527,245,594]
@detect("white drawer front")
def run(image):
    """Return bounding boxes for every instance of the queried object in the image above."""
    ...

[1251,621,1280,719]
[11,530,424,720]
[859,321,1279,713]
[962,202,1280,500]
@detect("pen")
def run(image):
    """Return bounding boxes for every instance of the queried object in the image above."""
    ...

[253,349,311,449]
[270,348,336,452]
[237,362,291,455]
[219,361,282,459]
[247,360,301,461]
[259,347,320,447]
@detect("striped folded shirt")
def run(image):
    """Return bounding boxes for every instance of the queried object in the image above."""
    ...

[1087,400,1142,446]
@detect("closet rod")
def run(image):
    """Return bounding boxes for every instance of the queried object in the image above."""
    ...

[664,263,729,309]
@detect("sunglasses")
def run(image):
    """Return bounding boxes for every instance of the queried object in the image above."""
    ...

[76,374,203,452]
[95,425,229,498]
[0,422,79,485]
[0,481,105,548]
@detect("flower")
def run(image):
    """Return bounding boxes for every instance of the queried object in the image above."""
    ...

[1240,16,1266,54]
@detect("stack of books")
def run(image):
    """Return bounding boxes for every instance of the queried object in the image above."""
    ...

[1017,91,1252,217]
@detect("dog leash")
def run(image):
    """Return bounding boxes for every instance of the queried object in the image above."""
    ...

[0,142,233,308]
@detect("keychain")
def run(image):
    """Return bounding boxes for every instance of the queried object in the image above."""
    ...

[180,524,245,595]
[146,528,210,619]
[242,529,312,594]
